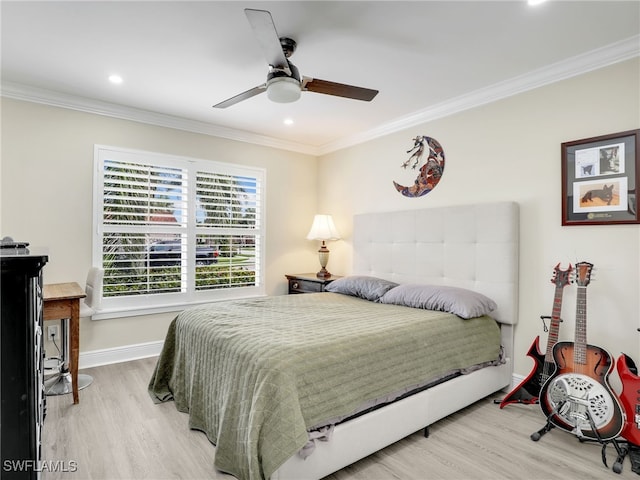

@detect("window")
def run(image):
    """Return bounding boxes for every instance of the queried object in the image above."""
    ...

[93,145,265,317]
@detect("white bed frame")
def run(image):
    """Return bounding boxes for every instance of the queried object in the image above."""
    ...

[272,201,519,480]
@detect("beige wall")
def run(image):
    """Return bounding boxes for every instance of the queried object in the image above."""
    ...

[0,99,319,352]
[317,58,640,380]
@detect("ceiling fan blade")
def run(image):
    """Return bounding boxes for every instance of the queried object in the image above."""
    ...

[245,9,290,72]
[212,84,266,109]
[303,77,378,102]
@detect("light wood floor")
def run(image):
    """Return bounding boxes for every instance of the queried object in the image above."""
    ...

[43,357,638,480]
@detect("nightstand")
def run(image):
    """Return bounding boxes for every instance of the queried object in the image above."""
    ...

[285,273,341,294]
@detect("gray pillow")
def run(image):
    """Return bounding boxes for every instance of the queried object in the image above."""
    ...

[379,283,497,319]
[325,275,398,302]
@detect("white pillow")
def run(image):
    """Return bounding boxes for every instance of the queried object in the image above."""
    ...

[379,283,497,319]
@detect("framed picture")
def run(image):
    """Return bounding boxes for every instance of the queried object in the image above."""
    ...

[562,129,640,225]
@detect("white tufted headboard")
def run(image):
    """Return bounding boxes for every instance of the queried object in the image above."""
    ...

[353,201,519,326]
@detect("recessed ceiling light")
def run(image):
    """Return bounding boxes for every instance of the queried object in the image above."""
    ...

[108,74,123,84]
[283,118,294,126]
[528,0,547,6]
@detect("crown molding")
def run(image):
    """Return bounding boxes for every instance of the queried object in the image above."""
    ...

[0,82,319,156]
[317,34,640,155]
[2,35,638,157]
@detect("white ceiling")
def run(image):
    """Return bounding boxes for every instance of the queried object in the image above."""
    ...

[2,1,639,155]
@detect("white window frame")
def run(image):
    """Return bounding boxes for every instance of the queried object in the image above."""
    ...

[92,145,266,319]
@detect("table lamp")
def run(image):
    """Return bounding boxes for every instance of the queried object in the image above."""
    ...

[306,214,341,279]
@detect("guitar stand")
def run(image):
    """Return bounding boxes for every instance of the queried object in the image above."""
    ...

[531,402,631,474]
[579,436,629,474]
[624,442,640,475]
[578,407,629,475]
[609,440,630,475]
[530,421,554,441]
[493,397,539,406]
[530,400,564,442]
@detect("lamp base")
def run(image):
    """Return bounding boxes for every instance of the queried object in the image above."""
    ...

[316,243,332,279]
[316,268,332,279]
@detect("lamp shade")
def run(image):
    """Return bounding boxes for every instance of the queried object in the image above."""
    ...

[306,214,341,241]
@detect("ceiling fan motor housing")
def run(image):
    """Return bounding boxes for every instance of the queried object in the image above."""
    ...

[280,37,297,58]
[268,61,301,82]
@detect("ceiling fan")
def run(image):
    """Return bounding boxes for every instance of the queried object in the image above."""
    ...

[212,8,379,108]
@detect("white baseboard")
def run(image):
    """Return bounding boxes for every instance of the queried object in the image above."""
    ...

[504,372,526,392]
[78,340,163,369]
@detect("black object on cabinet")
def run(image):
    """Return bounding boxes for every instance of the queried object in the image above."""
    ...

[1,249,48,479]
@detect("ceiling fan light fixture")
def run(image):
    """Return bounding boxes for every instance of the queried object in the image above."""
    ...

[267,77,301,103]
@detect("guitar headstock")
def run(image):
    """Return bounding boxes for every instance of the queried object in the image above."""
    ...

[574,261,594,287]
[550,263,573,288]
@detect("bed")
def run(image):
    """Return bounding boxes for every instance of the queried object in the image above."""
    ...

[149,201,519,480]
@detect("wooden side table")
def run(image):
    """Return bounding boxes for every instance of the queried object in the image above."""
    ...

[285,273,341,294]
[43,282,86,404]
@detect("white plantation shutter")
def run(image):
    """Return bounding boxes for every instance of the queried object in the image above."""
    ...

[103,160,188,227]
[101,160,188,296]
[94,146,265,316]
[195,170,261,291]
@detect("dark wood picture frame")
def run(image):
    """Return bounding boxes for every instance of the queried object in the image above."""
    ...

[562,129,640,226]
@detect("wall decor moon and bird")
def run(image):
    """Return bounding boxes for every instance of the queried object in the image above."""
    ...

[394,136,445,198]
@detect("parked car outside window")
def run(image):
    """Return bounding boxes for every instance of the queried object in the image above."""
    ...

[148,240,219,266]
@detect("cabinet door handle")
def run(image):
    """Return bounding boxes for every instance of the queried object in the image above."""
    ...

[292,282,299,289]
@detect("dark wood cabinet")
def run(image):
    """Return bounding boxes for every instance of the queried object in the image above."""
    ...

[285,273,340,294]
[1,249,48,479]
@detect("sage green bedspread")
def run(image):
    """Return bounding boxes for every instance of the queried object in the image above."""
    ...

[148,292,501,480]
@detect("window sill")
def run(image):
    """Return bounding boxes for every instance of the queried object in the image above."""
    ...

[90,293,268,321]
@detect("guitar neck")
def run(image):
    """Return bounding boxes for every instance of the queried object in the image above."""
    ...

[574,285,588,365]
[544,285,564,362]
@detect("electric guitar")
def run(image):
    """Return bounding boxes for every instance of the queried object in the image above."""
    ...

[499,263,571,408]
[617,352,640,445]
[539,261,624,441]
